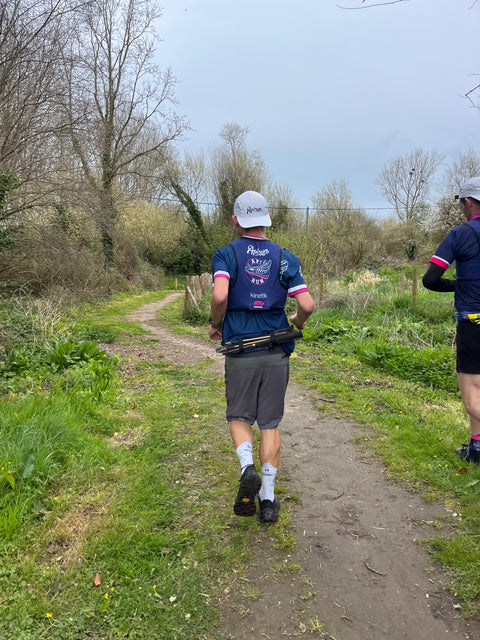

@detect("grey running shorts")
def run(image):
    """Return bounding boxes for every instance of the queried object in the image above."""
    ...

[224,346,290,429]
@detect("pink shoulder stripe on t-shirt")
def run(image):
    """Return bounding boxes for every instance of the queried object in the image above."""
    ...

[288,284,309,297]
[430,255,450,270]
[213,271,230,280]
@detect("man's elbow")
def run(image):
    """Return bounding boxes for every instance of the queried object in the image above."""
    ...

[422,269,440,290]
[302,300,315,317]
[212,290,228,306]
[297,293,315,317]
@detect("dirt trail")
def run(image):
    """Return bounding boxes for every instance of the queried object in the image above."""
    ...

[126,294,480,640]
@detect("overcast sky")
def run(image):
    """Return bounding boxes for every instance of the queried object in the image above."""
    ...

[157,0,480,215]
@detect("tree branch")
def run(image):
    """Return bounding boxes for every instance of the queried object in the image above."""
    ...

[337,0,410,8]
[464,83,480,107]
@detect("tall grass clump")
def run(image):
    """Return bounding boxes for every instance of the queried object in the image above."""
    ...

[354,340,456,391]
[0,392,112,541]
[0,295,122,542]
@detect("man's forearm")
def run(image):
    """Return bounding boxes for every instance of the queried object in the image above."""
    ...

[210,298,227,325]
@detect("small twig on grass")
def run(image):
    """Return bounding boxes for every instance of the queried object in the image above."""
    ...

[410,330,433,348]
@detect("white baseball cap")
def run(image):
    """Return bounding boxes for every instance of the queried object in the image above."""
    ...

[455,177,480,200]
[233,191,271,228]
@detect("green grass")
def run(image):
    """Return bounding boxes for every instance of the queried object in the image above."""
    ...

[0,291,293,640]
[3,266,480,635]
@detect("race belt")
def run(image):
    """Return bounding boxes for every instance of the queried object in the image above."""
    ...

[455,312,480,325]
[216,325,303,355]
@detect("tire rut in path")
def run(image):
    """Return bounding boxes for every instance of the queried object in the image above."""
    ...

[128,294,480,640]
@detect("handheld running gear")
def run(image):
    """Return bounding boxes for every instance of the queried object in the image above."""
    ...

[217,325,303,356]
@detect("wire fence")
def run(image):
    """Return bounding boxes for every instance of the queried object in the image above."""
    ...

[155,197,397,217]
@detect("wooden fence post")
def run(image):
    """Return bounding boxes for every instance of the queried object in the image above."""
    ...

[200,272,210,295]
[412,268,418,306]
[193,275,201,301]
[183,273,212,317]
[184,276,190,314]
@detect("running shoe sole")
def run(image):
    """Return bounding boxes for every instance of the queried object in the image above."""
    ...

[233,465,261,517]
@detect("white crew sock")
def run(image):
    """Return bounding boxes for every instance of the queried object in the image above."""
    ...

[236,441,253,471]
[259,463,277,502]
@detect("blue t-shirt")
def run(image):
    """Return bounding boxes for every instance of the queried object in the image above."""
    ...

[430,219,480,311]
[212,236,308,353]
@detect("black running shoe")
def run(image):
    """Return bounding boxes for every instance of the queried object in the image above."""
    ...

[259,496,281,523]
[233,465,261,517]
[456,443,480,465]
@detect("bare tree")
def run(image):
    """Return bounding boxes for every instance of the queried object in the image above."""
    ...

[426,196,464,236]
[60,0,187,265]
[266,183,298,232]
[442,147,480,195]
[377,148,444,223]
[419,148,480,235]
[312,178,355,219]
[116,136,176,203]
[0,0,83,222]
[309,179,380,273]
[178,152,209,206]
[210,123,268,225]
